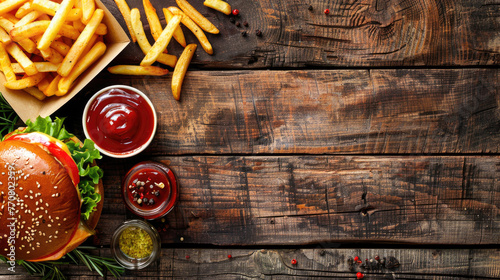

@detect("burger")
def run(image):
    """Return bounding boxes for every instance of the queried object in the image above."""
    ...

[0,116,103,262]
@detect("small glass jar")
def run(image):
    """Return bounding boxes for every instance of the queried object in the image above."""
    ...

[122,161,179,220]
[111,220,161,270]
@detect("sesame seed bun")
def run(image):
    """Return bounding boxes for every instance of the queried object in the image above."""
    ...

[0,137,103,261]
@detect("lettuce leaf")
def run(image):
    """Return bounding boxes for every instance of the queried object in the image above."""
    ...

[23,116,74,140]
[16,116,103,220]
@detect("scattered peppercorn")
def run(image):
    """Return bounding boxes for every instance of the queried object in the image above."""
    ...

[243,21,248,27]
[255,29,262,36]
[324,8,330,14]
[291,259,297,265]
[308,5,313,11]
[241,31,247,37]
[236,21,241,27]
[356,272,364,279]
[143,197,149,204]
[232,9,239,16]
[229,17,235,23]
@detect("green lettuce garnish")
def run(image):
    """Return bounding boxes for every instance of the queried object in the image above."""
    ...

[16,116,103,220]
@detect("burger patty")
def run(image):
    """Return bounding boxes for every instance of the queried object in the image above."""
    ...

[0,140,81,261]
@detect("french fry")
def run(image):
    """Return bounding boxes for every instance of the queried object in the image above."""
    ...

[108,65,169,76]
[43,73,61,96]
[65,7,82,21]
[0,27,11,44]
[37,75,50,91]
[10,20,49,41]
[58,41,105,94]
[14,10,43,28]
[140,14,180,66]
[112,0,136,42]
[73,20,107,35]
[32,0,81,21]
[81,0,95,24]
[80,33,98,56]
[33,47,64,64]
[0,0,29,17]
[57,8,103,76]
[176,0,219,34]
[167,7,213,55]
[203,0,231,15]
[11,21,81,41]
[4,72,46,90]
[32,35,53,60]
[171,43,196,101]
[59,24,81,40]
[0,43,16,82]
[142,0,162,41]
[5,42,38,75]
[163,7,186,47]
[51,40,70,56]
[37,0,75,50]
[23,86,46,100]
[15,1,33,18]
[130,8,177,67]
[2,13,20,24]
[11,62,60,73]
[0,17,36,53]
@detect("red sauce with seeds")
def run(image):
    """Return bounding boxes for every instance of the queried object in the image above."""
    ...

[85,87,155,155]
[122,161,178,220]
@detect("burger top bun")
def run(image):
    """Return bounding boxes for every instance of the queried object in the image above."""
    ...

[0,140,81,261]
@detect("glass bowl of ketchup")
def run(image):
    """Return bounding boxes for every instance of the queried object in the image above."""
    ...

[122,161,179,220]
[83,85,157,158]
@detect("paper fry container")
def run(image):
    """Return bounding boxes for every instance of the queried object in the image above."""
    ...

[1,0,130,123]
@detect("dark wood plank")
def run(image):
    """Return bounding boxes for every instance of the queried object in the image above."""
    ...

[88,155,500,246]
[101,0,500,68]
[2,248,499,279]
[59,68,500,155]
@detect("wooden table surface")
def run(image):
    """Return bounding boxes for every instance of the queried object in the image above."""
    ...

[3,0,500,279]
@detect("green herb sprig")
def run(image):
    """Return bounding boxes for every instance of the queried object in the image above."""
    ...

[0,247,125,280]
[0,93,19,137]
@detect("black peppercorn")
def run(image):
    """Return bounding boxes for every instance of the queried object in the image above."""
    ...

[385,256,399,269]
[143,197,149,204]
[241,31,247,36]
[229,17,235,23]
[308,5,313,11]
[236,22,241,27]
[243,21,248,27]
[155,191,160,197]
[255,29,262,36]
[150,198,155,205]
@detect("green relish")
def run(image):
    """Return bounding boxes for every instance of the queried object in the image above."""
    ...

[118,226,153,259]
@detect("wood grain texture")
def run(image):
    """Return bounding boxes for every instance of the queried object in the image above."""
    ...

[59,68,500,155]
[101,0,500,67]
[2,248,499,279]
[85,155,500,246]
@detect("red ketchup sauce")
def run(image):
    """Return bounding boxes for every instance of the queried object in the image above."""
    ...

[122,161,178,220]
[85,88,155,155]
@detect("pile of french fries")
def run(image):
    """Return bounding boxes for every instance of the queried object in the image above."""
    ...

[0,0,108,100]
[110,0,230,101]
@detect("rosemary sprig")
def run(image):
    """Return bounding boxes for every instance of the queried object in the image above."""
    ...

[0,93,19,137]
[0,247,125,280]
